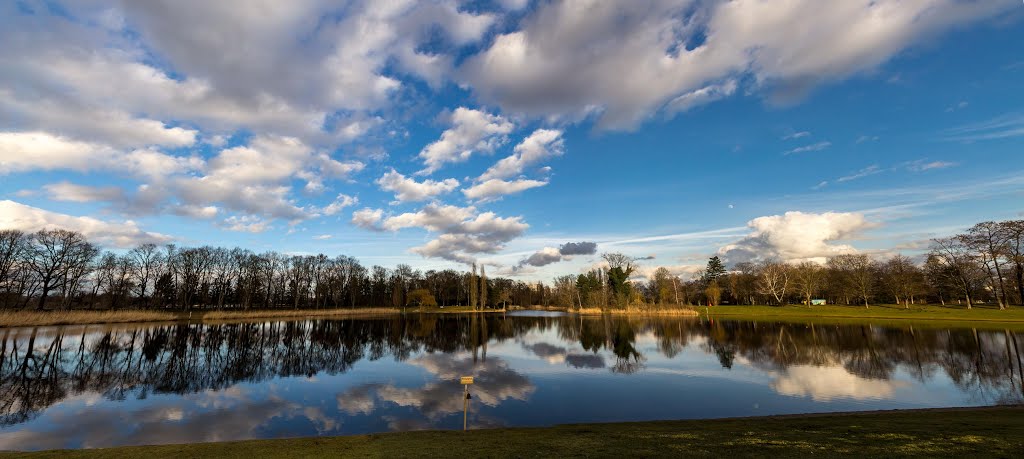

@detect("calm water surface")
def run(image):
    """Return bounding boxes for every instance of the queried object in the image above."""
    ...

[1,312,1022,450]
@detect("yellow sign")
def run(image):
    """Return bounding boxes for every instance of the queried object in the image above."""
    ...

[460,376,474,385]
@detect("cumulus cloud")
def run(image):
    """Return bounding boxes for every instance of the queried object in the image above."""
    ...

[377,169,459,203]
[221,215,271,233]
[559,241,598,256]
[478,129,564,181]
[516,241,599,269]
[349,203,528,263]
[417,107,514,175]
[411,213,529,264]
[351,208,385,231]
[0,200,171,247]
[0,131,202,176]
[521,247,563,267]
[460,0,1010,130]
[321,194,358,216]
[718,211,877,264]
[43,182,125,203]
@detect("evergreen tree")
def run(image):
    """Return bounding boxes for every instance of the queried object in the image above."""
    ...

[703,256,727,283]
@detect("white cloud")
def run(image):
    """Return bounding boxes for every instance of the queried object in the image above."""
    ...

[0,200,171,248]
[0,131,124,174]
[479,129,564,181]
[351,208,385,231]
[357,203,529,264]
[321,194,358,216]
[376,169,459,203]
[718,211,876,264]
[43,182,124,203]
[463,178,548,201]
[410,211,529,264]
[417,107,514,175]
[665,80,738,114]
[0,89,197,149]
[0,131,204,179]
[460,0,1011,130]
[382,204,477,232]
[173,204,219,219]
[221,215,271,233]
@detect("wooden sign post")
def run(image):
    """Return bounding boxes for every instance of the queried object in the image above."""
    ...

[460,376,474,431]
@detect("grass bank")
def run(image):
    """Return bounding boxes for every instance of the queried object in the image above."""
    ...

[702,303,1024,330]
[2,406,1020,458]
[0,308,403,328]
[576,307,699,316]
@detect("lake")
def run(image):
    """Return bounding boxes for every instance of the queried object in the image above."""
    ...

[1,312,1022,450]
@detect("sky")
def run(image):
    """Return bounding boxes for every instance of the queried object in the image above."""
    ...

[1,0,1023,281]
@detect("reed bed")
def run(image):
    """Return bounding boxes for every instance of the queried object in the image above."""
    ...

[0,307,403,328]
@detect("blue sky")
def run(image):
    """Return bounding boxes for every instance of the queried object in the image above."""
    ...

[1,0,1023,280]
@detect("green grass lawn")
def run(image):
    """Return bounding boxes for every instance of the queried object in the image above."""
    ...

[701,303,1024,330]
[2,407,1021,458]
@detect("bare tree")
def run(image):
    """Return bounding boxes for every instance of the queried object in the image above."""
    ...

[967,222,1011,309]
[881,255,924,308]
[828,254,876,308]
[129,243,163,305]
[930,236,986,309]
[792,261,823,306]
[0,230,27,308]
[756,260,789,305]
[26,229,97,310]
[999,220,1024,305]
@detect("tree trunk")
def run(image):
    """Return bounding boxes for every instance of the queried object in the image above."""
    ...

[1016,261,1024,306]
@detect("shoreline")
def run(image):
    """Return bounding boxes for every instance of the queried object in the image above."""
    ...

[2,405,1020,457]
[0,308,402,328]
[4,303,1024,329]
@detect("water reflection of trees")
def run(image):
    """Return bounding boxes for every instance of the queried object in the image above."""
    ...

[2,315,1023,427]
[553,316,1024,403]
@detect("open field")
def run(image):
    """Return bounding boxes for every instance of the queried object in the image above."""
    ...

[0,308,404,328]
[576,307,699,316]
[1,406,1020,458]
[701,303,1024,330]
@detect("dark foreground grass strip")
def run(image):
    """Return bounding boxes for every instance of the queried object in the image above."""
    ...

[2,406,1022,458]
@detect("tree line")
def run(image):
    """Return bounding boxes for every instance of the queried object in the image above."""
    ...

[551,219,1024,309]
[1,218,1021,312]
[0,229,550,311]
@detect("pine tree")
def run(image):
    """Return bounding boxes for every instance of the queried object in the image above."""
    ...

[704,256,727,283]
